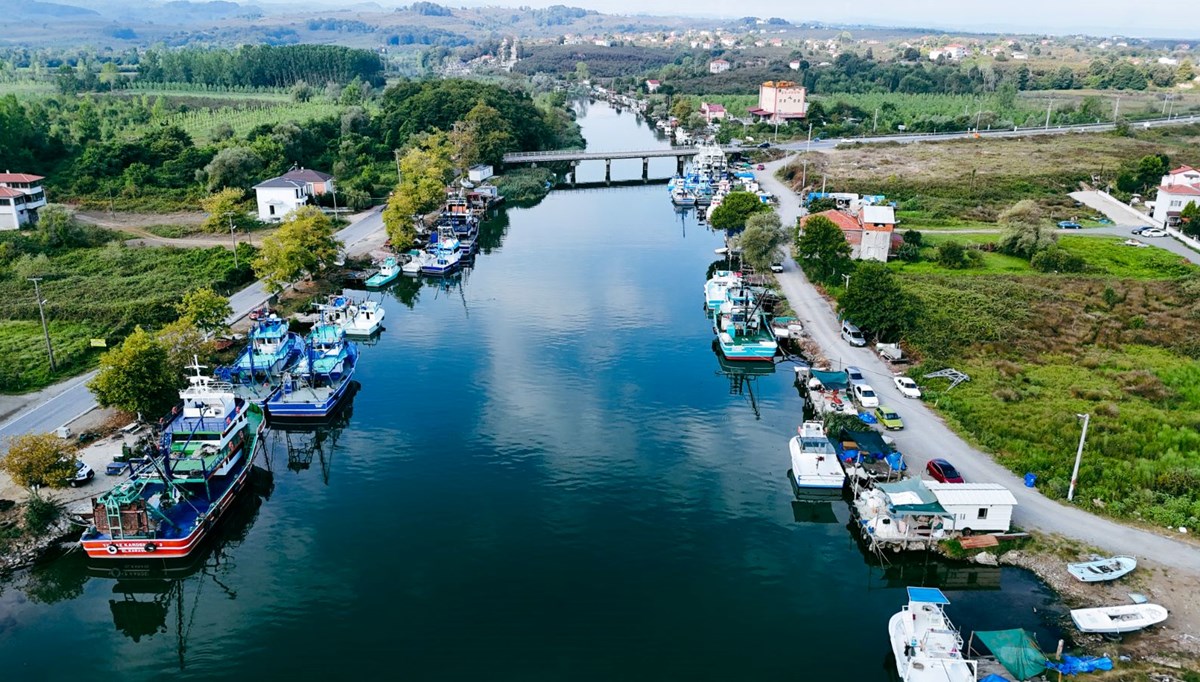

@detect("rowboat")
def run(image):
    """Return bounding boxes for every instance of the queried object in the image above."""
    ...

[1067,555,1137,583]
[1070,603,1168,634]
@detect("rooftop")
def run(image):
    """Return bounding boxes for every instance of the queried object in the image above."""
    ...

[925,482,1018,507]
[0,172,45,183]
[279,167,333,183]
[803,209,861,233]
[253,178,308,190]
[1159,184,1200,196]
[0,187,24,198]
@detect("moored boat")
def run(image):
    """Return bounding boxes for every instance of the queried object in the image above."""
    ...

[266,323,359,419]
[1067,555,1137,583]
[889,587,977,682]
[365,257,400,288]
[421,227,464,276]
[713,286,777,362]
[402,249,427,275]
[671,187,697,206]
[223,315,301,382]
[704,270,742,310]
[80,363,264,559]
[789,421,845,492]
[1070,603,1168,634]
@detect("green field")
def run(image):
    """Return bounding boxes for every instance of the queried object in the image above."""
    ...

[157,100,344,144]
[894,235,1195,278]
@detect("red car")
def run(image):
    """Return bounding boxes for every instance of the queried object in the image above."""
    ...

[926,458,964,483]
[756,164,766,170]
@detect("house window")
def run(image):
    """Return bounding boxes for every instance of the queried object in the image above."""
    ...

[977,508,989,520]
[269,205,275,216]
[1171,200,1182,207]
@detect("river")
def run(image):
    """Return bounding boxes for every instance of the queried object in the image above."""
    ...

[0,102,1064,680]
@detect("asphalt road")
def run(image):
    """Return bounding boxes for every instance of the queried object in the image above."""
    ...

[755,157,1200,572]
[1069,190,1200,265]
[0,207,387,445]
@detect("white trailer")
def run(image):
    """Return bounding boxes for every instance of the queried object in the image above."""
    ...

[926,482,1017,534]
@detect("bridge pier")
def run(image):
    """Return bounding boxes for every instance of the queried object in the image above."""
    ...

[642,158,649,182]
[605,158,612,185]
[676,155,685,175]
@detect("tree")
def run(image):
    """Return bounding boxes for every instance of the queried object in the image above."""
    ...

[156,318,216,374]
[1030,246,1086,273]
[35,204,85,249]
[670,96,694,121]
[1180,201,1200,238]
[902,229,923,247]
[807,197,839,213]
[0,433,76,489]
[253,206,341,293]
[997,200,1055,259]
[383,132,454,250]
[736,212,786,271]
[88,327,183,420]
[838,262,916,342]
[199,187,256,234]
[710,191,768,231]
[201,146,264,192]
[936,240,970,269]
[175,287,232,336]
[795,214,853,284]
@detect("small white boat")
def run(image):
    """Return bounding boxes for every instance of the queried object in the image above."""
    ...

[401,250,427,275]
[789,421,845,492]
[341,300,385,337]
[1070,603,1168,634]
[1067,555,1137,583]
[890,587,977,682]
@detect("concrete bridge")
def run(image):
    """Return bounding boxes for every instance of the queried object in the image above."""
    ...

[501,146,745,183]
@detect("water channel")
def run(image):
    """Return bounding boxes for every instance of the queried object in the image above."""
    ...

[0,101,1065,680]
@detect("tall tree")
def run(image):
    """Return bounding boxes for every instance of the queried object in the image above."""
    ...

[795,214,852,284]
[89,327,184,420]
[710,191,768,231]
[839,262,915,342]
[383,132,454,249]
[175,288,232,336]
[736,212,786,271]
[200,187,256,234]
[202,146,264,193]
[0,433,77,489]
[252,206,341,293]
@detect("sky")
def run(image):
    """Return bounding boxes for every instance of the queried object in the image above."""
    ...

[441,0,1200,41]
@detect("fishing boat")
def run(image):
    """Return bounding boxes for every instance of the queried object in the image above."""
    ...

[80,362,264,559]
[266,323,359,419]
[402,249,427,275]
[317,295,386,337]
[889,587,978,682]
[364,257,400,288]
[789,421,846,492]
[1067,556,1137,583]
[704,270,742,310]
[421,227,464,276]
[1070,603,1168,634]
[224,315,301,382]
[713,285,777,362]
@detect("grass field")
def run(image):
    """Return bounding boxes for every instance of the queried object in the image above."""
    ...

[0,80,55,98]
[158,100,344,144]
[896,234,1196,278]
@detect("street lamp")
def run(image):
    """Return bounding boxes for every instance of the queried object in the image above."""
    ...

[28,277,56,372]
[1067,413,1090,502]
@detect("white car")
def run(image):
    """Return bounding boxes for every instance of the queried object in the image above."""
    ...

[1140,228,1168,238]
[853,383,880,408]
[893,376,922,399]
[66,460,95,487]
[1123,239,1149,248]
[770,262,784,273]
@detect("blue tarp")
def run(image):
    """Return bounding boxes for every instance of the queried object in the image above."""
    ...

[885,452,907,472]
[1044,656,1113,675]
[906,586,949,604]
[980,675,1012,682]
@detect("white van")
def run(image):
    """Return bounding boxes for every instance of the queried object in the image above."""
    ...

[841,321,866,347]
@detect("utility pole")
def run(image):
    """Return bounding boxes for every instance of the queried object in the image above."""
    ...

[1113,95,1121,121]
[873,108,879,133]
[228,214,239,270]
[29,277,56,372]
[1067,413,1090,502]
[1044,99,1054,129]
[842,273,851,291]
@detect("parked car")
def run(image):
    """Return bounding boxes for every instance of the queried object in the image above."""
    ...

[1057,220,1082,229]
[845,366,868,386]
[1141,228,1168,238]
[841,321,866,347]
[1123,239,1149,248]
[852,383,880,408]
[926,458,965,484]
[770,262,784,273]
[756,164,765,170]
[66,460,95,487]
[874,406,904,430]
[757,141,771,149]
[893,376,922,399]
[1130,226,1151,235]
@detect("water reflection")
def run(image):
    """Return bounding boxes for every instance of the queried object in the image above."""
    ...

[711,339,774,419]
[265,387,358,484]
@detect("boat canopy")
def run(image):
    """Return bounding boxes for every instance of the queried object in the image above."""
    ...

[974,630,1047,681]
[877,479,952,516]
[842,429,889,456]
[906,586,950,604]
[810,369,849,390]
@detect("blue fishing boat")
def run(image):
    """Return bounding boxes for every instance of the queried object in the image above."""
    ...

[224,316,301,382]
[365,257,400,288]
[266,323,358,419]
[421,227,464,276]
[81,363,265,559]
[712,285,777,361]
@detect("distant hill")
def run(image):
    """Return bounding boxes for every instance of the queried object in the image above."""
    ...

[16,1,100,17]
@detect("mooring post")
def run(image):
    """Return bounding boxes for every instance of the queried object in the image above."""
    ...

[642,157,649,182]
[605,158,612,184]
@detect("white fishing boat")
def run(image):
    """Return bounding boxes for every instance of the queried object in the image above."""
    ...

[341,300,385,337]
[889,587,977,682]
[671,187,697,206]
[1070,603,1168,634]
[1067,556,1137,583]
[789,421,845,492]
[703,270,741,310]
[401,249,426,275]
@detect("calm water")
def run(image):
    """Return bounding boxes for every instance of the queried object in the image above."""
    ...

[0,103,1064,680]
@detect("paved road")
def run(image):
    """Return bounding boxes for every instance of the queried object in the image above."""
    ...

[0,207,387,445]
[754,156,1200,572]
[1070,190,1200,265]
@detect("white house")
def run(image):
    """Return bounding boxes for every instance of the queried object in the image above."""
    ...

[788,60,801,70]
[0,172,48,230]
[252,167,334,222]
[645,79,661,93]
[709,59,731,74]
[468,164,494,184]
[1152,165,1200,226]
[747,80,807,123]
[925,482,1018,534]
[699,102,726,123]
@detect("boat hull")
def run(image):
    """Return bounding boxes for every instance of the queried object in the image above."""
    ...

[266,369,356,419]
[365,272,398,288]
[1071,604,1168,634]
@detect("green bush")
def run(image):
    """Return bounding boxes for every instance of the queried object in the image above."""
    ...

[1031,246,1086,273]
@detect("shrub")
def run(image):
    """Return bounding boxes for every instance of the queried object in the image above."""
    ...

[23,493,63,534]
[936,240,972,269]
[1031,246,1086,273]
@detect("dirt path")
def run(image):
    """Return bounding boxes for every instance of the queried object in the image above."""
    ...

[75,212,269,249]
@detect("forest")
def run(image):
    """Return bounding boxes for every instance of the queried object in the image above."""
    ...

[137,45,386,89]
[513,45,675,79]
